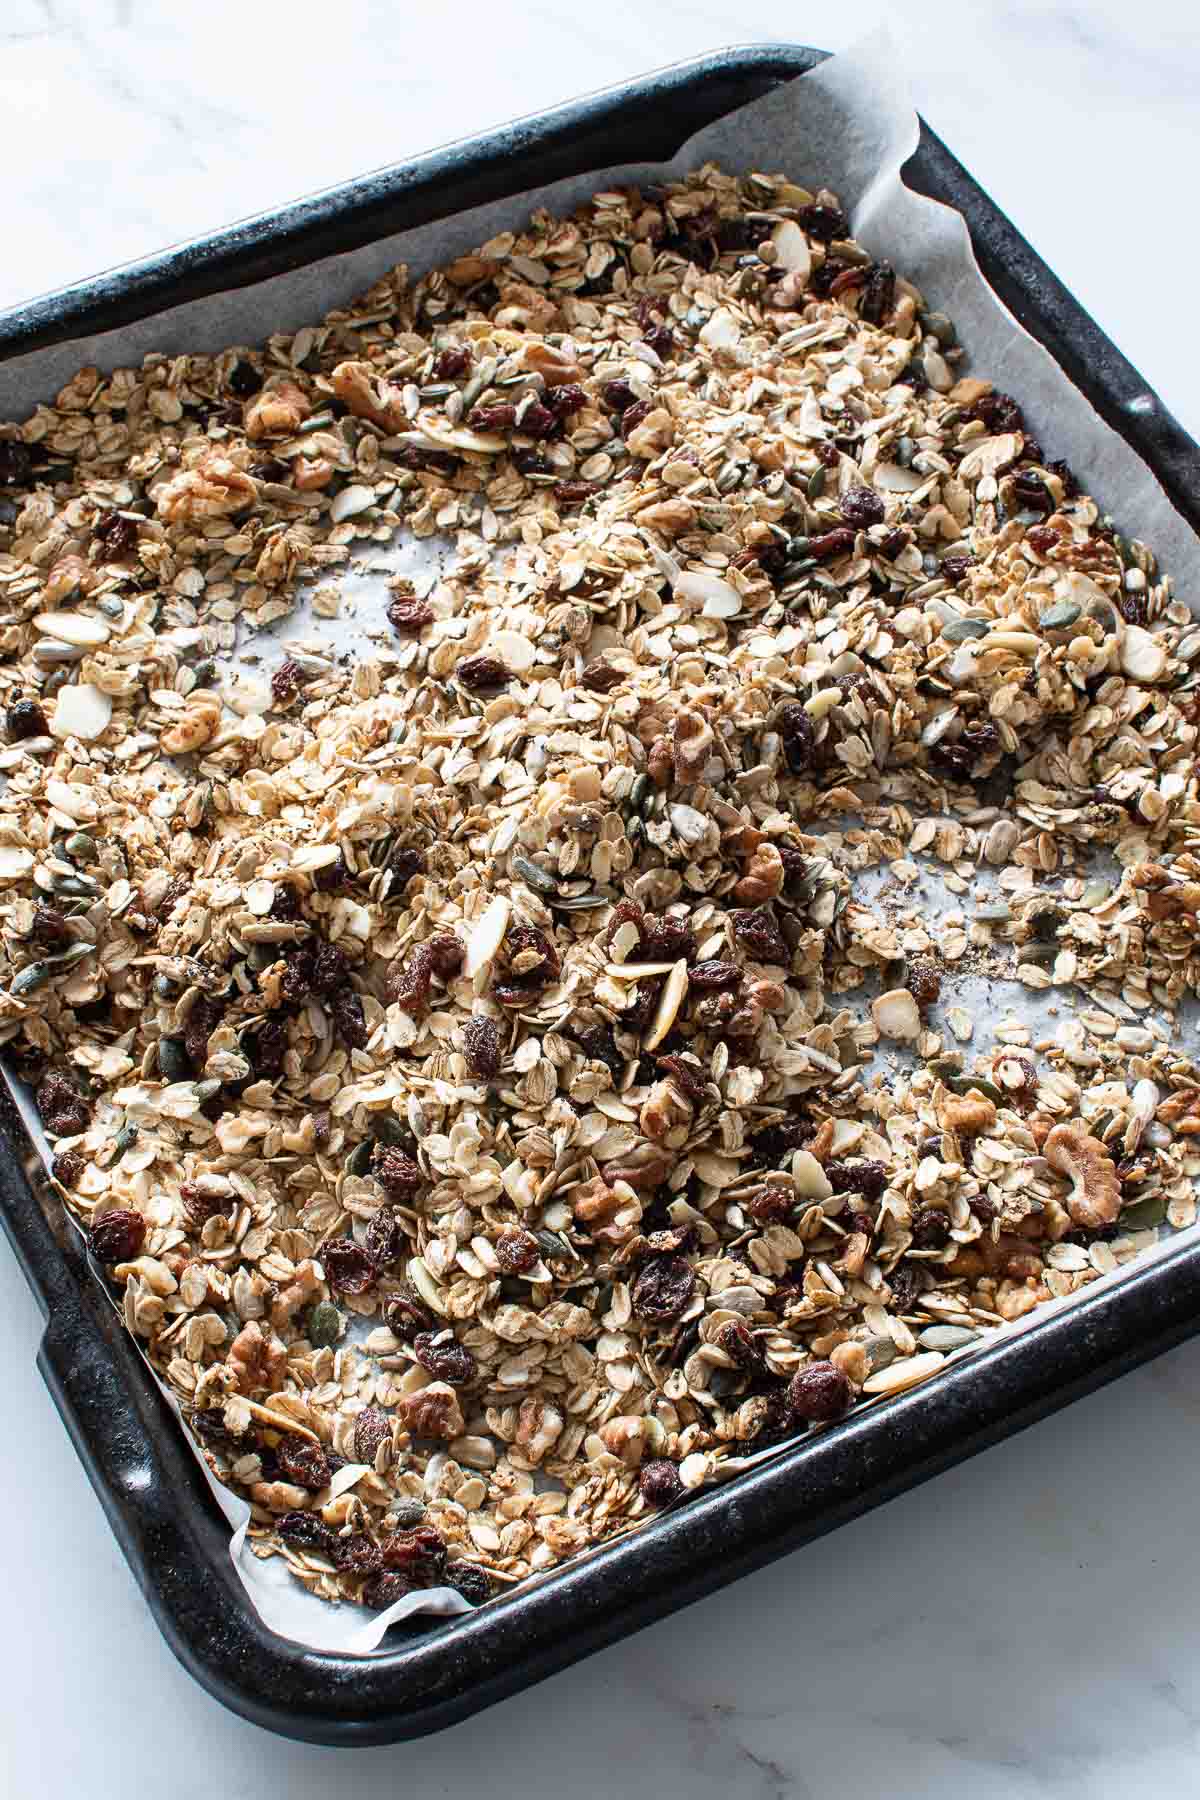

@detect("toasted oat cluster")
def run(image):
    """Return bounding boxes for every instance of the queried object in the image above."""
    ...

[2,165,1199,1614]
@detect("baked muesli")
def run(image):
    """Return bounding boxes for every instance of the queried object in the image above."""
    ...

[2,165,1198,1614]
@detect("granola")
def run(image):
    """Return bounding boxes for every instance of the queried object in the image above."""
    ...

[1,165,1198,1615]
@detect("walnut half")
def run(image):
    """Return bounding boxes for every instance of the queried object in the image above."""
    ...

[1043,1123,1122,1228]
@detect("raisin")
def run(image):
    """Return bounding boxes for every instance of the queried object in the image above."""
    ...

[687,960,743,993]
[809,259,850,298]
[321,1238,376,1294]
[930,721,1000,781]
[859,260,896,325]
[1047,458,1077,498]
[1026,524,1059,557]
[605,897,645,951]
[518,401,559,440]
[413,1331,477,1384]
[570,1020,621,1073]
[839,486,886,528]
[364,1207,406,1270]
[310,940,348,998]
[0,440,34,487]
[906,960,941,1011]
[798,204,849,243]
[639,1459,683,1507]
[433,345,472,380]
[888,1263,923,1310]
[970,391,1023,434]
[750,1116,812,1168]
[92,510,140,558]
[467,403,517,432]
[184,994,223,1070]
[330,987,368,1050]
[1117,589,1148,628]
[825,1160,888,1201]
[514,450,553,477]
[776,701,816,775]
[601,379,638,414]
[275,1433,332,1492]
[250,457,290,482]
[447,1561,493,1604]
[732,907,787,964]
[395,446,458,476]
[181,1182,225,1230]
[717,1318,762,1369]
[363,1570,420,1609]
[788,1361,852,1423]
[227,360,262,397]
[385,1285,434,1340]
[381,1524,447,1581]
[461,1015,501,1079]
[495,1227,540,1274]
[809,526,857,560]
[279,945,315,1002]
[314,854,350,894]
[333,1533,384,1577]
[656,1054,706,1104]
[631,1254,695,1323]
[494,923,560,1006]
[880,528,909,561]
[620,399,653,438]
[1011,469,1052,515]
[580,658,623,692]
[554,479,599,506]
[269,883,303,923]
[910,1207,951,1249]
[372,1144,422,1198]
[743,1185,794,1224]
[353,1406,392,1465]
[88,1207,145,1264]
[544,383,586,419]
[51,1150,83,1187]
[457,655,511,691]
[941,553,975,583]
[277,1510,335,1552]
[387,933,462,1016]
[6,698,49,741]
[387,845,426,887]
[191,1409,240,1454]
[36,1071,90,1137]
[271,660,303,705]
[31,905,70,947]
[248,1017,289,1077]
[385,591,435,635]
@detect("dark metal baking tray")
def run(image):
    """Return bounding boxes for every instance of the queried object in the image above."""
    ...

[3,43,1200,1747]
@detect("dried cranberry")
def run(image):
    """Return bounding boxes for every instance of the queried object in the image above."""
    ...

[387,594,435,634]
[467,403,517,432]
[330,987,368,1050]
[446,1561,493,1604]
[272,660,303,705]
[184,994,223,1070]
[413,1331,477,1384]
[554,479,599,506]
[363,1570,420,1609]
[910,1207,950,1249]
[381,1524,447,1581]
[1026,524,1059,556]
[458,655,511,691]
[51,1150,83,1187]
[433,345,472,380]
[31,905,69,947]
[620,399,653,438]
[799,204,849,243]
[788,1361,852,1423]
[839,486,885,528]
[825,1160,888,1202]
[631,1254,695,1323]
[353,1406,392,1465]
[461,1015,501,1079]
[372,1145,422,1199]
[248,1016,289,1077]
[543,383,586,419]
[89,1208,146,1264]
[495,1227,539,1274]
[6,698,48,741]
[742,1185,794,1224]
[322,1237,376,1294]
[906,960,941,1010]
[385,1285,434,1340]
[639,1458,683,1507]
[364,1207,407,1270]
[92,510,140,558]
[276,1433,332,1492]
[277,1510,335,1552]
[601,379,638,414]
[776,701,816,775]
[809,526,857,560]
[656,1054,706,1104]
[36,1071,90,1137]
[859,261,896,325]
[580,658,623,692]
[333,1533,384,1577]
[518,401,559,440]
[0,440,34,487]
[970,391,1023,434]
[732,907,787,964]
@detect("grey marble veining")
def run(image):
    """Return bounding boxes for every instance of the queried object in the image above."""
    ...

[2,3,1199,1794]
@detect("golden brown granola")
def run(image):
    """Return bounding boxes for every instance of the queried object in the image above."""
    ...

[2,165,1198,1614]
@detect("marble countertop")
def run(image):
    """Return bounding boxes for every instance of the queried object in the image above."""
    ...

[4,1,1199,1794]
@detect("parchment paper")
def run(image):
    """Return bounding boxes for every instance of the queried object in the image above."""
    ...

[6,31,1200,1655]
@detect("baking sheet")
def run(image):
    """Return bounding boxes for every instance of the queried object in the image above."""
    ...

[5,30,1200,1655]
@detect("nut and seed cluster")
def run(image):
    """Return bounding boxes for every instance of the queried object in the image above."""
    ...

[2,164,1200,1617]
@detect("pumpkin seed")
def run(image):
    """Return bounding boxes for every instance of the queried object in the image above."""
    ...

[11,961,52,996]
[806,467,826,500]
[511,855,560,894]
[64,832,96,861]
[941,617,990,642]
[306,1300,343,1348]
[918,1325,979,1352]
[346,1140,374,1176]
[1119,1193,1168,1231]
[158,1037,191,1081]
[944,1073,1002,1102]
[193,1078,223,1102]
[547,892,608,912]
[1038,601,1081,630]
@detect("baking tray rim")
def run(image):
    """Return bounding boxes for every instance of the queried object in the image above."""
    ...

[3,39,1200,1746]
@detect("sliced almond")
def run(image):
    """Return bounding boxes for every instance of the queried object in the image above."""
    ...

[32,610,110,646]
[862,1351,945,1395]
[642,958,688,1050]
[241,1398,321,1443]
[0,847,34,881]
[673,570,742,617]
[872,988,922,1042]
[465,894,511,977]
[487,629,536,674]
[605,960,679,980]
[770,219,812,280]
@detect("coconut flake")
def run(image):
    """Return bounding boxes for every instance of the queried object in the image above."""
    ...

[872,988,922,1042]
[487,629,536,674]
[642,959,688,1050]
[0,847,34,881]
[50,683,112,741]
[32,611,110,646]
[1121,625,1168,683]
[673,570,742,617]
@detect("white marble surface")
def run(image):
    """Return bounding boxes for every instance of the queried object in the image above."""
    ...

[4,1,1200,1792]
